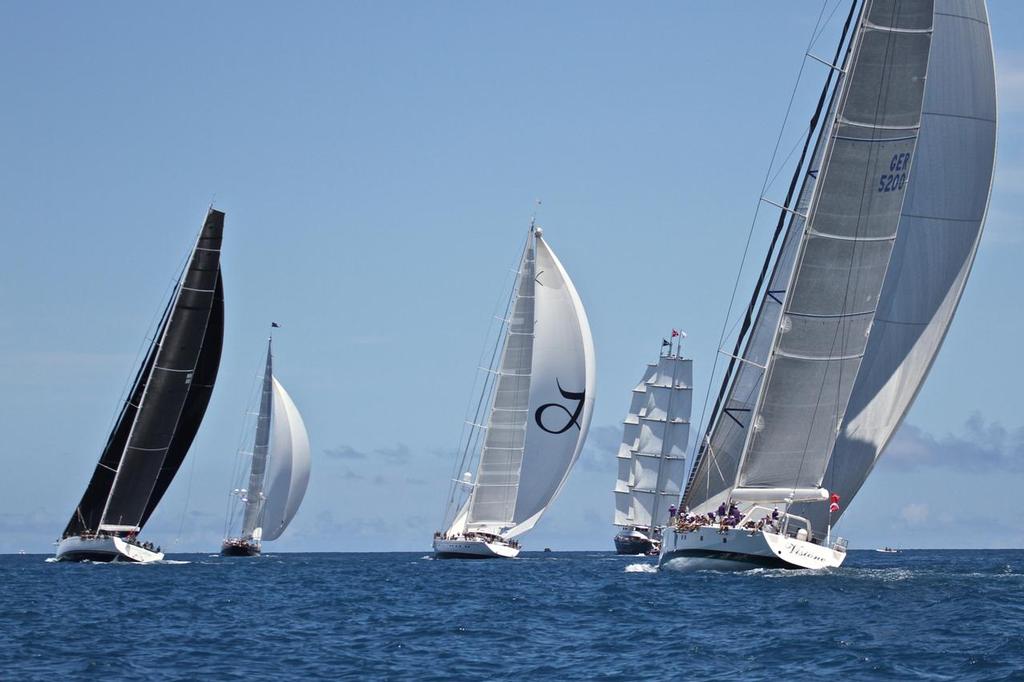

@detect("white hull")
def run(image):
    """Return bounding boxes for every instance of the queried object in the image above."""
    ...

[433,536,520,559]
[55,536,164,563]
[659,525,846,572]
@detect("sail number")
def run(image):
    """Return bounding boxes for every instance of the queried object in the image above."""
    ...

[878,153,911,193]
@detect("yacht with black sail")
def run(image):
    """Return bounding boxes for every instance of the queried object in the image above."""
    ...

[57,208,225,562]
[434,220,595,559]
[662,0,996,571]
[613,332,692,555]
[221,327,311,557]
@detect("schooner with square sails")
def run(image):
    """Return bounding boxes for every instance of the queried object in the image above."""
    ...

[57,208,225,563]
[434,221,596,559]
[662,0,996,570]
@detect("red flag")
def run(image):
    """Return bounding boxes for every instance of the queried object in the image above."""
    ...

[830,502,840,513]
[830,493,840,503]
[671,329,680,337]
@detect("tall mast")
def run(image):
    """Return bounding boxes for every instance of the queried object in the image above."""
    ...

[240,330,275,539]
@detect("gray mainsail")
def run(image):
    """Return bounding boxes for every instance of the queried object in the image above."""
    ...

[685,0,938,511]
[91,209,225,533]
[239,340,274,538]
[793,0,997,528]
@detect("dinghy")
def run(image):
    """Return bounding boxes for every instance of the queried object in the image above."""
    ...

[613,335,692,555]
[222,329,311,557]
[56,209,225,563]
[663,0,996,571]
[434,221,595,559]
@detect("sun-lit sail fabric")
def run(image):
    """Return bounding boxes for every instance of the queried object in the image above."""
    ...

[465,239,536,530]
[65,209,224,535]
[616,356,691,528]
[793,0,996,529]
[505,235,595,537]
[733,0,934,494]
[463,231,595,537]
[683,91,830,513]
[240,342,274,539]
[260,377,311,541]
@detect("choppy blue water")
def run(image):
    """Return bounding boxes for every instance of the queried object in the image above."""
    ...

[2,550,1023,680]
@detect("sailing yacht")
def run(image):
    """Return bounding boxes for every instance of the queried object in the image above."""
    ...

[56,208,225,563]
[434,222,595,559]
[613,335,692,555]
[662,0,996,571]
[221,330,311,557]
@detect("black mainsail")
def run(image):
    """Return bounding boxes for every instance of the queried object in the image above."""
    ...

[63,209,225,537]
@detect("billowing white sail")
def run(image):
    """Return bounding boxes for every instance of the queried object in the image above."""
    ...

[260,377,311,541]
[614,354,692,529]
[462,227,595,538]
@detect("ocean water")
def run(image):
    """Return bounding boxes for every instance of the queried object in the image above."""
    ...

[2,550,1023,680]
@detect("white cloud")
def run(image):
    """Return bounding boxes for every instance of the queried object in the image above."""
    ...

[900,503,929,526]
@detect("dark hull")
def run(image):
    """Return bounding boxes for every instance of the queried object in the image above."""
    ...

[220,541,260,557]
[433,552,496,560]
[614,535,656,555]
[660,548,790,570]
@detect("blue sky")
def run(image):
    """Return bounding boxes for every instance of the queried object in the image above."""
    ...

[1,2,1022,553]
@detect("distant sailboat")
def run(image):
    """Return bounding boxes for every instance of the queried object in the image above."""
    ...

[662,0,996,571]
[222,329,311,557]
[56,209,225,563]
[434,221,595,559]
[613,334,692,555]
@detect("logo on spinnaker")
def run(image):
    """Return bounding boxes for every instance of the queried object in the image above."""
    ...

[535,379,585,434]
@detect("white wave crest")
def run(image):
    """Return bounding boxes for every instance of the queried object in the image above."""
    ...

[625,562,658,573]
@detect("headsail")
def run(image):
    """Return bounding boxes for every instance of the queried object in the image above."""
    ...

[615,353,692,529]
[260,377,311,541]
[793,0,997,529]
[461,227,595,538]
[685,0,936,512]
[64,209,224,536]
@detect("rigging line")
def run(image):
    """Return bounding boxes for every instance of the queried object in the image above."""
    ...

[687,0,858,501]
[223,353,266,539]
[689,0,831,480]
[442,228,528,530]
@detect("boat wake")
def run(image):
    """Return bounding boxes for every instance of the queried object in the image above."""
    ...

[624,562,657,573]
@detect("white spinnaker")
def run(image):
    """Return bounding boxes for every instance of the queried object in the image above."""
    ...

[506,234,595,538]
[793,0,997,530]
[260,377,311,541]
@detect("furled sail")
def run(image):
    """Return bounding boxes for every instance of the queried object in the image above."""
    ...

[614,354,692,529]
[260,377,311,541]
[793,0,997,529]
[685,0,935,511]
[239,341,275,539]
[463,227,595,538]
[64,209,224,536]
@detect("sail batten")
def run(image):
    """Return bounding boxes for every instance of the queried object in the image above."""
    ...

[64,209,224,537]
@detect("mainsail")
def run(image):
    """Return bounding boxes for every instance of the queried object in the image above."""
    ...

[460,226,595,538]
[792,0,997,529]
[239,341,275,539]
[64,209,225,536]
[685,0,945,517]
[614,353,692,529]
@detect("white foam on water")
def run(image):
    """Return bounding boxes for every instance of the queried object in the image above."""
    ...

[624,562,658,573]
[43,557,58,563]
